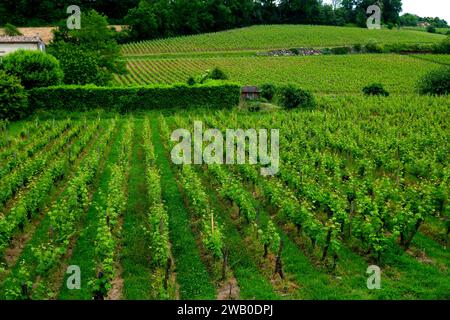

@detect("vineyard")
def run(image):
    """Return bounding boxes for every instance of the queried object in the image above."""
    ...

[121,25,446,56]
[0,94,448,300]
[114,54,443,92]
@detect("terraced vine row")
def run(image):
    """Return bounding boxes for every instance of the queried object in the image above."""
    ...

[115,54,442,94]
[121,25,445,55]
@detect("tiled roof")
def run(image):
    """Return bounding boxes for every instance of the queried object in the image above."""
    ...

[0,36,44,43]
[241,86,260,93]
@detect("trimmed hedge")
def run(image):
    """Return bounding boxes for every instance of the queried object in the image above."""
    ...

[29,82,241,112]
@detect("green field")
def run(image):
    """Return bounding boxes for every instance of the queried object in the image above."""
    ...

[0,95,449,300]
[115,54,442,94]
[121,25,446,56]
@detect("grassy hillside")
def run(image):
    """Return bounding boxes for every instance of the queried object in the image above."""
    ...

[114,54,441,94]
[121,25,446,55]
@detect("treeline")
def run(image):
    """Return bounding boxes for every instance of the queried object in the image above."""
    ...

[0,0,139,25]
[399,14,448,28]
[1,0,404,31]
[122,0,406,40]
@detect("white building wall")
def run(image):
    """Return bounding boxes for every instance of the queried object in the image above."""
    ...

[0,43,40,56]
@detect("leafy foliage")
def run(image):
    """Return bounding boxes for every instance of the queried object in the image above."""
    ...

[48,10,126,86]
[0,50,63,89]
[418,67,450,95]
[28,83,241,112]
[363,83,390,97]
[0,72,28,120]
[3,23,22,36]
[277,85,316,109]
[260,83,276,101]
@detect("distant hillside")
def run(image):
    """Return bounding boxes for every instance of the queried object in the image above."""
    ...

[121,25,446,56]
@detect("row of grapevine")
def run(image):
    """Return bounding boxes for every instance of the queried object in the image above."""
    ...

[91,119,133,299]
[0,121,85,206]
[120,25,444,56]
[114,55,439,94]
[0,119,60,161]
[200,99,448,263]
[142,118,173,298]
[0,120,101,252]
[1,120,117,299]
[143,118,170,268]
[0,120,70,179]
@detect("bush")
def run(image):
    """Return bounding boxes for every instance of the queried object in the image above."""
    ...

[0,72,29,120]
[0,50,64,89]
[417,67,450,95]
[362,83,390,97]
[187,76,196,86]
[435,36,450,54]
[28,82,241,113]
[386,23,394,30]
[3,23,22,36]
[209,67,228,80]
[427,25,437,34]
[365,39,383,53]
[260,83,276,101]
[277,85,316,109]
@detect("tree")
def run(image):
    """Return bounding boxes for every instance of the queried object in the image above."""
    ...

[255,0,280,24]
[47,43,112,85]
[0,50,63,89]
[49,10,126,86]
[381,0,402,25]
[124,0,159,40]
[3,23,22,36]
[0,71,28,120]
[399,13,419,26]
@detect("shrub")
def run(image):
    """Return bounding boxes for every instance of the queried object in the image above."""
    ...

[28,82,241,113]
[386,23,394,30]
[0,72,29,120]
[260,83,276,101]
[3,23,22,36]
[365,39,383,53]
[187,76,196,86]
[435,36,450,54]
[362,83,390,97]
[277,85,316,109]
[209,67,228,80]
[0,50,64,89]
[417,67,450,95]
[427,25,436,34]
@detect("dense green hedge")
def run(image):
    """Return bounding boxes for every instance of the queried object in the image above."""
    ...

[29,82,241,112]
